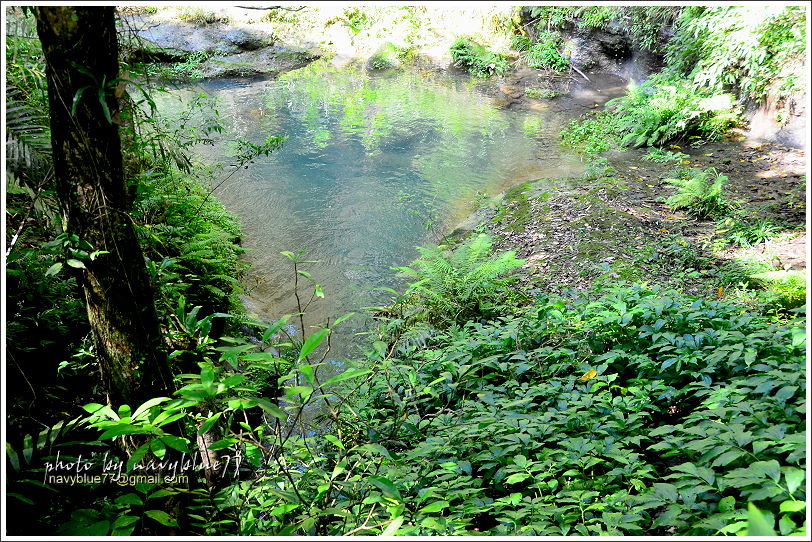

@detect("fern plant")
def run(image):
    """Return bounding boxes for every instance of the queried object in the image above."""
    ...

[665,167,731,219]
[5,94,52,181]
[393,234,525,326]
[609,73,742,147]
[524,32,570,71]
[449,36,510,77]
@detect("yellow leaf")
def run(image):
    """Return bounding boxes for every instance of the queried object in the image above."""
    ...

[703,153,713,156]
[646,184,655,188]
[717,286,724,299]
[629,166,639,170]
[682,160,691,164]
[578,369,598,381]
[659,228,669,232]
[669,145,681,150]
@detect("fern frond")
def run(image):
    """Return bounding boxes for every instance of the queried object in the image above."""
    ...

[5,97,52,178]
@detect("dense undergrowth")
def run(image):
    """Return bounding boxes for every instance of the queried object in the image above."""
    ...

[5,5,808,537]
[6,239,806,535]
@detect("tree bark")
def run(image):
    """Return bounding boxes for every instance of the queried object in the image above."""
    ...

[35,7,173,406]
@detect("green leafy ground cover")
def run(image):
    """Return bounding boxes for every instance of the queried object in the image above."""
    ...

[5,5,807,537]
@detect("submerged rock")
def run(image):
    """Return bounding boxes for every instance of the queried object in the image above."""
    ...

[199,47,319,78]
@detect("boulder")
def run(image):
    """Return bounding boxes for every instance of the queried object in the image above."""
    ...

[225,27,274,51]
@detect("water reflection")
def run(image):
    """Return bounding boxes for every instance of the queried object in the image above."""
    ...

[155,61,588,353]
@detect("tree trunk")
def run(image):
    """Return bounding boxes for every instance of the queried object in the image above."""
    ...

[35,7,173,406]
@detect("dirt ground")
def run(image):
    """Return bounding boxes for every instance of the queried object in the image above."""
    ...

[473,77,807,300]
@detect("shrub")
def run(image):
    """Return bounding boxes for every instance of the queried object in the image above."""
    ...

[665,167,730,219]
[450,36,511,77]
[524,31,570,71]
[717,215,781,247]
[343,7,371,34]
[511,34,532,51]
[643,147,688,163]
[368,42,402,70]
[750,270,807,313]
[525,87,560,99]
[560,110,623,154]
[391,233,525,326]
[608,73,742,147]
[666,6,806,102]
[176,6,223,25]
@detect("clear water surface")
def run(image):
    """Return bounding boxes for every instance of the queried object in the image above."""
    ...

[155,61,595,355]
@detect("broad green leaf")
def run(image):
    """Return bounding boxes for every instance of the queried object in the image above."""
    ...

[747,502,776,536]
[332,312,355,327]
[71,87,89,116]
[774,386,798,403]
[6,443,20,471]
[323,368,371,387]
[652,483,679,502]
[513,454,528,468]
[45,262,63,277]
[420,500,450,514]
[99,425,145,441]
[761,460,782,482]
[314,284,324,298]
[227,397,258,410]
[152,411,186,428]
[381,516,403,536]
[285,386,314,401]
[160,435,191,453]
[718,495,735,513]
[144,509,178,527]
[87,520,110,536]
[506,472,530,484]
[373,341,388,359]
[66,258,85,269]
[790,328,805,348]
[369,475,402,501]
[132,397,171,421]
[205,438,237,451]
[150,439,166,459]
[783,467,805,495]
[778,515,797,536]
[115,494,143,506]
[95,404,120,420]
[324,434,344,450]
[98,87,112,124]
[239,352,283,363]
[198,413,221,435]
[779,500,806,513]
[712,449,744,467]
[299,364,315,387]
[126,442,150,472]
[298,329,329,361]
[252,397,287,421]
[22,434,33,464]
[262,314,291,342]
[111,516,138,536]
[147,488,179,500]
[220,374,245,389]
